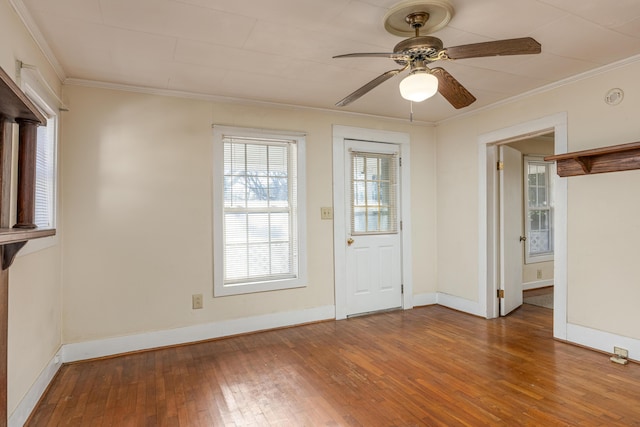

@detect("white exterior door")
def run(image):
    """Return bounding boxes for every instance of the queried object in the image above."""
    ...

[344,139,402,316]
[500,145,524,315]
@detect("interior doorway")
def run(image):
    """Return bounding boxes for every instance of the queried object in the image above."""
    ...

[478,112,568,340]
[498,134,556,316]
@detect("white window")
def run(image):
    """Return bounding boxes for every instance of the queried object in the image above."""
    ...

[524,156,554,263]
[19,65,59,254]
[213,126,306,296]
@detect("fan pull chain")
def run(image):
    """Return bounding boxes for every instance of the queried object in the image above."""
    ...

[410,101,413,122]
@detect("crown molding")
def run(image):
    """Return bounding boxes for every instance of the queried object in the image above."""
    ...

[63,78,437,127]
[9,0,66,82]
[436,53,640,126]
[7,0,640,126]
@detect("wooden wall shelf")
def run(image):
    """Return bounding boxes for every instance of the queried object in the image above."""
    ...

[545,141,640,177]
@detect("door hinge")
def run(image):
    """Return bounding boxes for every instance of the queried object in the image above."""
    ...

[497,289,505,298]
[400,220,403,231]
[497,161,504,170]
[401,284,404,294]
[399,157,402,167]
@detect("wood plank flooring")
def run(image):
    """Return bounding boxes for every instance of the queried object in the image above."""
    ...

[26,305,640,426]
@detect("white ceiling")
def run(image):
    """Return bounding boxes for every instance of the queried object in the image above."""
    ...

[17,0,640,123]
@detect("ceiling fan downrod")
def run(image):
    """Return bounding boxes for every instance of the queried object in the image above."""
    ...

[405,12,429,37]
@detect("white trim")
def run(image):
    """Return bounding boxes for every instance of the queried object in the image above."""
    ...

[64,54,640,127]
[17,64,60,256]
[17,62,67,110]
[9,350,62,427]
[62,305,334,363]
[332,125,413,320]
[478,113,568,341]
[12,307,332,423]
[523,279,554,291]
[566,323,640,363]
[15,305,639,425]
[212,126,307,296]
[436,293,485,317]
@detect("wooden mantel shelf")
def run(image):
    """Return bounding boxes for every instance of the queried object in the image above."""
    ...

[545,141,640,177]
[0,228,55,245]
[0,64,55,427]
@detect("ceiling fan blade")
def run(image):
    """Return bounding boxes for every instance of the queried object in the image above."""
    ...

[444,37,541,60]
[333,52,411,61]
[431,67,476,109]
[336,64,409,107]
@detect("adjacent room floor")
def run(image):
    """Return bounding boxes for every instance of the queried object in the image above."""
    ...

[27,304,640,426]
[523,286,554,309]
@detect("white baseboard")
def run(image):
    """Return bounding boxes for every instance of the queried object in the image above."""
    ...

[62,305,335,363]
[16,303,639,426]
[566,323,640,362]
[436,292,485,317]
[523,279,554,290]
[10,350,63,427]
[412,292,437,307]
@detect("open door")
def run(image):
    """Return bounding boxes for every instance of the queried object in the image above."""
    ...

[499,145,524,315]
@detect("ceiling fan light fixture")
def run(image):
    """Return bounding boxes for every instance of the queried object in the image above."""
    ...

[399,72,438,102]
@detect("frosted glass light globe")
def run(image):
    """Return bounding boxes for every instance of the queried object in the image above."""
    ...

[399,72,438,102]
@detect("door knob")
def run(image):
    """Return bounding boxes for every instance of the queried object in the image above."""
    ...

[347,238,354,246]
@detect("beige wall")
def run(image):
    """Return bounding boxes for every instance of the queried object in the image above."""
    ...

[437,59,640,340]
[5,0,640,414]
[523,261,553,285]
[61,84,437,343]
[0,0,63,416]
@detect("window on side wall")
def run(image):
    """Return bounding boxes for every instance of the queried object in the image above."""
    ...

[524,155,554,264]
[20,67,59,254]
[212,126,307,296]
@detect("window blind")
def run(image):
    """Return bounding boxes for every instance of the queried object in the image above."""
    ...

[222,136,299,284]
[34,118,55,228]
[350,151,398,235]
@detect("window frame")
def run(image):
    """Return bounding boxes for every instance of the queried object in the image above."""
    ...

[523,155,554,264]
[18,67,59,256]
[212,126,307,296]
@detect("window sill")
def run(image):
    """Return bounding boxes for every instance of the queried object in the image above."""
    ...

[214,277,306,297]
[525,254,554,264]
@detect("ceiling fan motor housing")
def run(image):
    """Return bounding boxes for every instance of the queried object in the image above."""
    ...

[393,36,444,65]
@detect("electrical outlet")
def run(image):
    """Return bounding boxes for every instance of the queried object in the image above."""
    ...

[320,207,333,220]
[614,346,629,359]
[192,294,203,310]
[536,269,542,279]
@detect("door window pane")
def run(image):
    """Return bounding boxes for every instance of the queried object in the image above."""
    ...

[350,151,398,234]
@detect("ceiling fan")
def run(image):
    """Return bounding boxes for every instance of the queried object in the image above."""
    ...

[333,0,541,109]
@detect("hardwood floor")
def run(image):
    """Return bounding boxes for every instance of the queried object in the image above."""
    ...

[27,305,640,426]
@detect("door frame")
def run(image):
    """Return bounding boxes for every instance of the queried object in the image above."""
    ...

[332,125,413,320]
[478,112,568,340]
